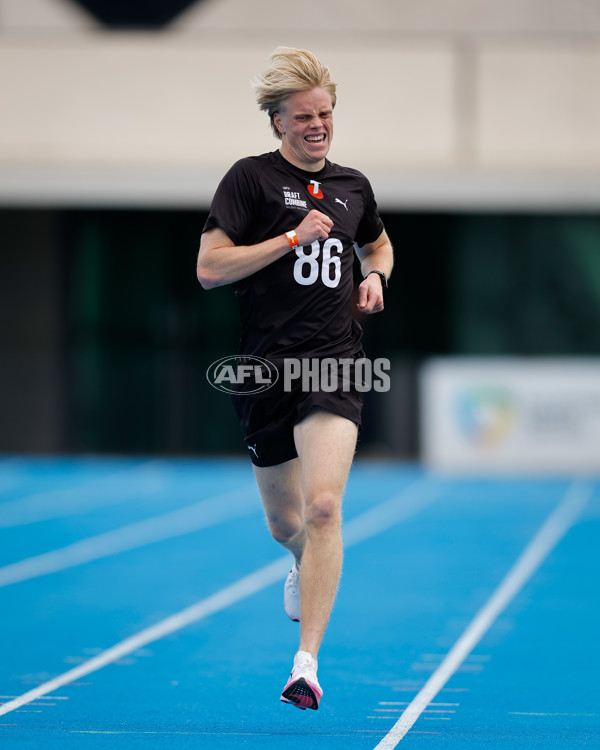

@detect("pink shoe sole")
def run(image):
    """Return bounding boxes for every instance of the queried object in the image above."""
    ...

[280,677,322,710]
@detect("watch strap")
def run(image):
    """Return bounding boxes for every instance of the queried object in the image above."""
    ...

[366,270,388,289]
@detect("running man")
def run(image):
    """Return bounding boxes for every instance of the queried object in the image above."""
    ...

[197,47,393,710]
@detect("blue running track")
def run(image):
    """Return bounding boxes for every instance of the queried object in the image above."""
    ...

[0,457,598,748]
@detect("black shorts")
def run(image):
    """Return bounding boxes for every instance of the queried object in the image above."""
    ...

[232,356,364,467]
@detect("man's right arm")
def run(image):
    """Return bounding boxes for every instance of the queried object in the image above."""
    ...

[197,228,289,290]
[197,210,334,290]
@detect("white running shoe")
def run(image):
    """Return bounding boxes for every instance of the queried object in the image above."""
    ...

[280,650,323,710]
[284,560,300,622]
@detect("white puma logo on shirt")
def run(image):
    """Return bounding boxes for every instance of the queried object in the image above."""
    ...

[335,198,349,211]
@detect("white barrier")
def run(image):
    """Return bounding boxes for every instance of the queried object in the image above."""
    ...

[420,359,600,473]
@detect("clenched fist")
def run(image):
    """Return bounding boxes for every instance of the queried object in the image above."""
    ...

[294,209,334,246]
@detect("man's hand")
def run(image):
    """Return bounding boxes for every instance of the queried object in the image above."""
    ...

[294,209,334,246]
[357,273,384,314]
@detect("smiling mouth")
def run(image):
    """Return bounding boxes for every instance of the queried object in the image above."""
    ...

[305,135,326,143]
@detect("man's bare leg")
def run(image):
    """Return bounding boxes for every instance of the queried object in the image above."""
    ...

[252,411,357,652]
[253,411,357,709]
[293,409,358,658]
[253,458,306,564]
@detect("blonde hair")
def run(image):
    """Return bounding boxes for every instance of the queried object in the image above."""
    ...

[253,46,337,140]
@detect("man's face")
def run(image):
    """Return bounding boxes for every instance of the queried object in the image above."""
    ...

[274,87,333,172]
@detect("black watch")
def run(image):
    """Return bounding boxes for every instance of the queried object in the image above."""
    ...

[366,270,388,289]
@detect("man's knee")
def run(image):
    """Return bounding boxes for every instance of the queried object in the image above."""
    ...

[305,491,341,531]
[267,511,303,544]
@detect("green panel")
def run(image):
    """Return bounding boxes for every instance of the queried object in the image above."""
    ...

[64,209,241,453]
[451,214,600,355]
[59,208,600,453]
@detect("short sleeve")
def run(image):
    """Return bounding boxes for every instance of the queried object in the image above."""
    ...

[202,159,261,246]
[354,176,384,247]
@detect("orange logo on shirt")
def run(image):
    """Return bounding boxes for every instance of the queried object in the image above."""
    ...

[307,180,323,199]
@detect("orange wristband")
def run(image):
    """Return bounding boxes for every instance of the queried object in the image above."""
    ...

[286,230,300,249]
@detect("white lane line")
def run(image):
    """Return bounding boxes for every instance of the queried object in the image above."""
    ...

[0,461,165,528]
[0,695,68,700]
[373,479,592,750]
[379,702,459,707]
[0,477,445,717]
[509,712,599,717]
[0,556,291,718]
[0,487,259,588]
[343,478,446,546]
[375,709,456,713]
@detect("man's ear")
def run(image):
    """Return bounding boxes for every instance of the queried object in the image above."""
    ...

[273,112,285,135]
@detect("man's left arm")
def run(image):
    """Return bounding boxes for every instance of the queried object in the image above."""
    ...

[354,229,394,314]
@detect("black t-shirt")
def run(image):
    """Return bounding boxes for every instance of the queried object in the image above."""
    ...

[203,150,384,359]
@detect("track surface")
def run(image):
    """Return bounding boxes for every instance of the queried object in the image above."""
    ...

[0,457,598,748]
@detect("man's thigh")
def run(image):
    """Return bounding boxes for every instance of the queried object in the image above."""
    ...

[253,458,304,524]
[293,409,358,499]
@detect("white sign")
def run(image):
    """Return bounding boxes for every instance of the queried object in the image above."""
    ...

[421,359,600,473]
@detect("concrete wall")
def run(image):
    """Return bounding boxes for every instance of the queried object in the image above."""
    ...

[1,0,599,208]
